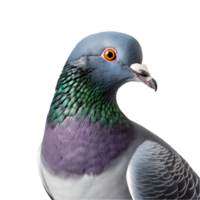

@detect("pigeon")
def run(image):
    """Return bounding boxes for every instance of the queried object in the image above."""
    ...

[38,31,200,200]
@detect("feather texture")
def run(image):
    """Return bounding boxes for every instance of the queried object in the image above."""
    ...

[127,140,200,200]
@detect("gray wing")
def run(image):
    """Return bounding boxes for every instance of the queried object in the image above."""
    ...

[126,140,200,200]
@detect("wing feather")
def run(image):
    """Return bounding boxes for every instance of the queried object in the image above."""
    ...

[127,140,200,200]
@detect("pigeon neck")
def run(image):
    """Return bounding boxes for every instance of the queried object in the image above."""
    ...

[47,63,130,129]
[42,63,134,175]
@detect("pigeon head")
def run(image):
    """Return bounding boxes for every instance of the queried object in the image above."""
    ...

[66,31,157,94]
[47,32,157,129]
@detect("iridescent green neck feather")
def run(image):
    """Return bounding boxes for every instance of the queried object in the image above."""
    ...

[47,63,130,129]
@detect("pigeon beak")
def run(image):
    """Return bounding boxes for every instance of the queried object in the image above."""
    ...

[130,63,158,91]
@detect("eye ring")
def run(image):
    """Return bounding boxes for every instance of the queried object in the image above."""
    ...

[101,48,117,62]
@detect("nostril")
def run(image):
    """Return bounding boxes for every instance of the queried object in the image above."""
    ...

[141,74,148,77]
[137,69,150,77]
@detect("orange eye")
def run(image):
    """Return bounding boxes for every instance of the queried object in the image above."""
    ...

[104,49,116,61]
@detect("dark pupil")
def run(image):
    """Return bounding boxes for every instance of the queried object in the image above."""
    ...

[107,51,113,58]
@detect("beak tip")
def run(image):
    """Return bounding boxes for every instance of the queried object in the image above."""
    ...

[153,80,160,93]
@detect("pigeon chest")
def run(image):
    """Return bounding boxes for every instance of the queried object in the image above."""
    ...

[39,117,136,199]
[39,145,133,200]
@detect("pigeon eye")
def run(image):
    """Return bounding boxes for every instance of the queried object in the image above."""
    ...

[101,48,117,62]
[105,49,115,60]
